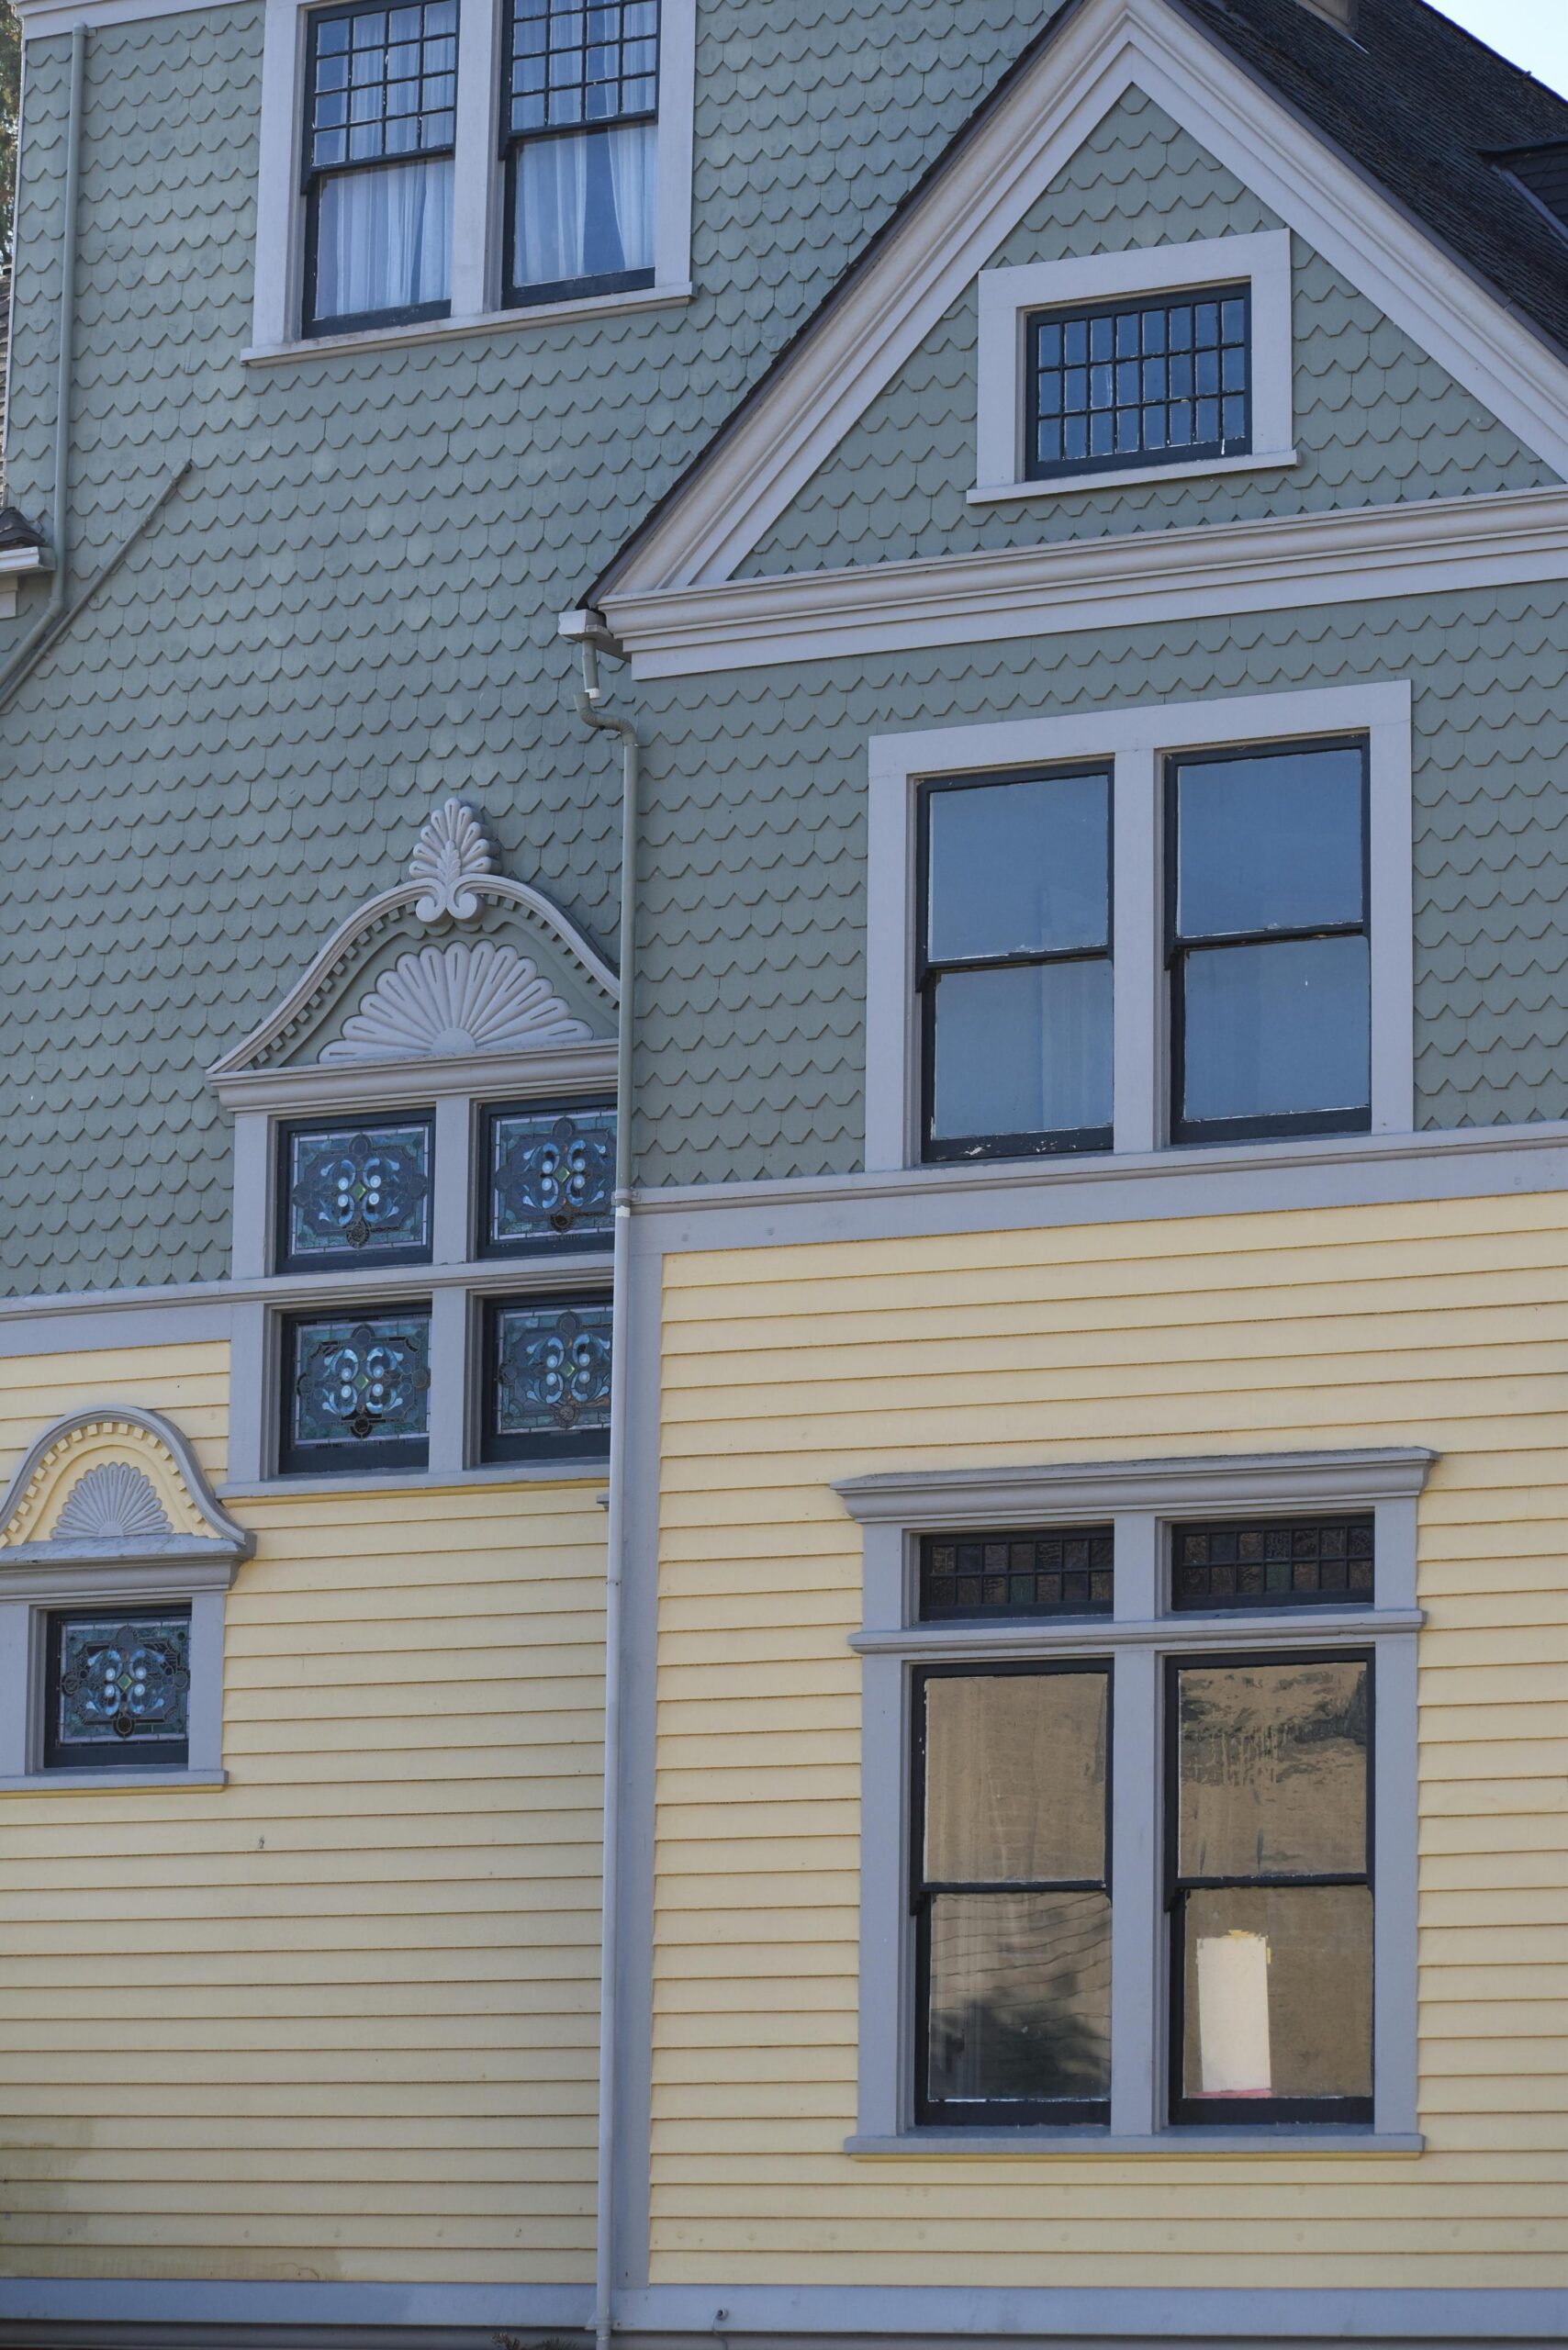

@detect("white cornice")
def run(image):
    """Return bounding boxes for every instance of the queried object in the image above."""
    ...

[834,1445,1436,1526]
[604,483,1568,677]
[210,1039,618,1114]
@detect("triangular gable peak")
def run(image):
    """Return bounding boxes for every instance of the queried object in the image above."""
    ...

[591,0,1568,607]
[208,800,620,1107]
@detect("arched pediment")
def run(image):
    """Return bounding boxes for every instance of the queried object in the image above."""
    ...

[0,1408,253,1572]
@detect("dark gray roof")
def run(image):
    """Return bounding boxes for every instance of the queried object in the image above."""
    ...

[590,0,1568,603]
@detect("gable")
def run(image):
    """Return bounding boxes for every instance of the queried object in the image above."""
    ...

[738,89,1555,582]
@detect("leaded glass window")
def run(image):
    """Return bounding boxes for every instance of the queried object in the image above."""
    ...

[281,1306,432,1472]
[1171,1516,1373,1611]
[1166,1651,1372,2125]
[913,1664,1112,2125]
[482,1098,616,1256]
[1025,285,1249,479]
[502,0,660,306]
[277,1115,434,1272]
[921,1528,1113,1622]
[483,1294,613,1460]
[43,1608,191,1771]
[303,1,457,338]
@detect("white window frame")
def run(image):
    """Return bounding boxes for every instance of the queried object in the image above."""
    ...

[973,230,1296,503]
[250,0,697,357]
[836,1445,1431,2154]
[865,681,1414,1172]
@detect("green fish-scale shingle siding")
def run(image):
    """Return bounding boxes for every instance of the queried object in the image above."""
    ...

[632,586,1568,1188]
[741,88,1555,577]
[0,1,1066,1296]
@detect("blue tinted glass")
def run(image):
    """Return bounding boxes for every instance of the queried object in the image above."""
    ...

[491,1298,614,1445]
[927,772,1109,963]
[488,1102,616,1250]
[288,1312,431,1454]
[1182,935,1370,1126]
[286,1119,432,1265]
[1175,744,1365,937]
[930,960,1113,1145]
[53,1612,191,1753]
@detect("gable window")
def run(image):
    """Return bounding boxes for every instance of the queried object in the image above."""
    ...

[276,1113,435,1272]
[503,0,660,306]
[1167,737,1371,1145]
[918,767,1113,1162]
[301,1,457,338]
[1026,285,1249,481]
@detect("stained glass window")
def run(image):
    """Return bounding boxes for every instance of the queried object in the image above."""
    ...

[484,1294,613,1460]
[278,1115,433,1272]
[43,1608,191,1770]
[282,1307,432,1472]
[502,0,660,304]
[1171,1516,1374,1610]
[482,1098,616,1255]
[1025,285,1249,479]
[921,1528,1113,1621]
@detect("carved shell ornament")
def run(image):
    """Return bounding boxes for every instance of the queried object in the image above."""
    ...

[409,798,498,923]
[319,940,595,1063]
[53,1462,174,1543]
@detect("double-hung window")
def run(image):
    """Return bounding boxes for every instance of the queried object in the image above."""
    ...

[502,0,660,307]
[302,1,458,338]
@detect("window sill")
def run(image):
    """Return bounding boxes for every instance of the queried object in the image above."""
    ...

[846,2129,1423,2157]
[218,1460,609,1501]
[966,448,1298,505]
[0,1768,228,1796]
[241,282,694,367]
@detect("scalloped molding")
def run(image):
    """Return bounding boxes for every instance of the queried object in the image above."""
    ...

[0,1408,254,1567]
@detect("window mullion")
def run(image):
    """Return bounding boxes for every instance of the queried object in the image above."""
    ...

[1111,745,1159,1155]
[1108,1639,1162,2136]
[451,0,503,317]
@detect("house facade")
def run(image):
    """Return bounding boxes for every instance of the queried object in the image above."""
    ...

[0,0,1564,2345]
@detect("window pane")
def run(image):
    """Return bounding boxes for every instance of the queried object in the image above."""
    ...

[920,1528,1114,1622]
[1180,934,1370,1128]
[48,1610,191,1765]
[926,772,1109,962]
[314,154,453,324]
[1171,1516,1374,1610]
[509,0,661,133]
[284,1118,432,1267]
[924,1672,1107,1885]
[1176,1658,1370,1879]
[929,959,1113,1147]
[512,118,655,288]
[489,1296,613,1453]
[487,1101,616,1252]
[927,1891,1111,2106]
[287,1310,431,1457]
[1181,1884,1372,2102]
[1174,744,1365,938]
[1028,285,1248,478]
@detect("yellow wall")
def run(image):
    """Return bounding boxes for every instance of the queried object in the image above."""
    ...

[0,1342,606,2286]
[652,1190,1568,2291]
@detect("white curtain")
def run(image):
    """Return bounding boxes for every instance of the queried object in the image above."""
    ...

[316,155,454,326]
[515,121,657,291]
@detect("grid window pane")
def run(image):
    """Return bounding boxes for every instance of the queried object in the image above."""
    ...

[1172,1516,1374,1610]
[486,1100,616,1253]
[926,772,1109,962]
[1029,285,1249,478]
[284,1308,431,1470]
[1180,1883,1372,2104]
[924,1672,1108,1885]
[46,1609,192,1768]
[281,1116,432,1270]
[927,1891,1111,2107]
[1175,744,1366,938]
[485,1296,613,1459]
[507,0,660,134]
[920,1528,1114,1623]
[308,2,458,170]
[1176,1658,1370,1880]
[1180,934,1371,1128]
[928,959,1114,1147]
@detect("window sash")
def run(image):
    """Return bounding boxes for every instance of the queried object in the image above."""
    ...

[41,1606,193,1774]
[479,1291,615,1462]
[1024,283,1251,483]
[274,1113,436,1276]
[500,0,661,305]
[279,1303,434,1473]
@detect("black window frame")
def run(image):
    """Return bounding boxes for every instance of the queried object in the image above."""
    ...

[1024,282,1251,484]
[42,1604,193,1774]
[480,1288,614,1464]
[478,1093,617,1260]
[274,1111,437,1277]
[499,0,661,310]
[916,764,1114,1166]
[912,1658,1114,2130]
[1165,733,1372,1147]
[1164,1645,1375,2129]
[1170,1515,1375,1614]
[278,1300,433,1475]
[300,0,458,341]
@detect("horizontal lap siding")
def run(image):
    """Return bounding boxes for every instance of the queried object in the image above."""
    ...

[0,1346,605,2286]
[650,1192,1568,2289]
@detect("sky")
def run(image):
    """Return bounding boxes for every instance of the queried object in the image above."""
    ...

[1429,0,1568,95]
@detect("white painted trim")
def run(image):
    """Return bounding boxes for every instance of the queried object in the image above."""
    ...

[865,682,1413,1170]
[975,229,1293,495]
[0,583,18,621]
[449,0,502,322]
[967,447,1298,505]
[241,283,695,366]
[0,543,50,574]
[212,1039,618,1114]
[596,0,1568,598]
[604,483,1568,677]
[0,1766,228,1794]
[835,1447,1436,1525]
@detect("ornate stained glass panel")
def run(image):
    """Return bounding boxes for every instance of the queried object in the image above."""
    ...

[1170,1516,1374,1610]
[484,1099,616,1255]
[44,1608,191,1770]
[485,1295,613,1460]
[920,1528,1114,1622]
[279,1116,433,1271]
[282,1307,432,1472]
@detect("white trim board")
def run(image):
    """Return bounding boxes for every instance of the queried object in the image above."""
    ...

[604,483,1568,677]
[593,0,1568,599]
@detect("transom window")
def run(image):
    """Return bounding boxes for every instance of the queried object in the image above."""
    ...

[920,1528,1114,1622]
[302,1,458,338]
[1171,1516,1374,1611]
[503,0,661,307]
[1167,735,1371,1144]
[918,766,1113,1162]
[1025,285,1249,481]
